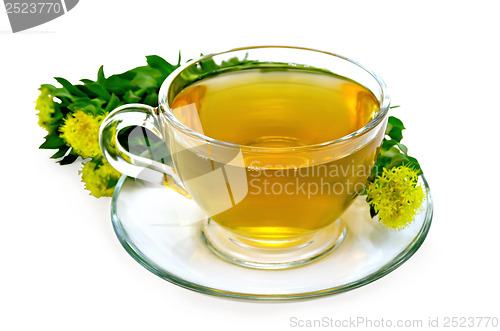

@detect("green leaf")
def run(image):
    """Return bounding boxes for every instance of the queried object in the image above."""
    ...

[386,116,405,142]
[58,152,79,165]
[50,103,64,122]
[112,70,136,80]
[388,116,405,130]
[143,91,158,106]
[107,177,119,188]
[146,55,177,76]
[387,127,403,142]
[40,135,66,149]
[104,93,121,112]
[54,77,86,97]
[220,56,245,67]
[91,98,107,111]
[385,122,393,135]
[130,66,163,88]
[388,153,409,168]
[105,74,137,94]
[40,83,56,91]
[50,87,74,100]
[97,65,106,85]
[50,145,70,159]
[123,90,141,103]
[85,83,111,101]
[396,142,408,154]
[381,146,402,158]
[199,57,218,72]
[404,156,423,175]
[132,87,148,98]
[369,204,377,218]
[67,99,98,115]
[381,139,398,151]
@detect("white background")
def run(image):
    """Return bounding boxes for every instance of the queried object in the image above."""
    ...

[1,1,499,330]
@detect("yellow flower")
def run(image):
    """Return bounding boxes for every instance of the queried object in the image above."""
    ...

[35,87,55,131]
[80,160,121,198]
[60,111,104,159]
[366,165,425,230]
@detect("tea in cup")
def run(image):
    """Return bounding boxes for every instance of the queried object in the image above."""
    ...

[100,46,390,269]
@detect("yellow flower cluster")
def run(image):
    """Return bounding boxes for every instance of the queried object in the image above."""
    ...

[59,111,104,159]
[58,110,122,198]
[35,87,55,131]
[80,160,122,198]
[366,165,425,230]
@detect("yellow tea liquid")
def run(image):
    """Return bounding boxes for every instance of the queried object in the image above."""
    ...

[170,68,382,245]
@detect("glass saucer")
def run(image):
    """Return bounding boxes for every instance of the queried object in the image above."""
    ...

[111,175,433,301]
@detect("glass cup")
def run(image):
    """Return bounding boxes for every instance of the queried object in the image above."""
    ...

[100,46,390,269]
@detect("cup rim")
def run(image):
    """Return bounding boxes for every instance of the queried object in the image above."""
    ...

[158,45,390,151]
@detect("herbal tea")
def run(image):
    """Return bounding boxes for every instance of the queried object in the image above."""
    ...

[170,68,383,246]
[171,69,378,147]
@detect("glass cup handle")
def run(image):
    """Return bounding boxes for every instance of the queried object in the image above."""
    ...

[99,103,188,195]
